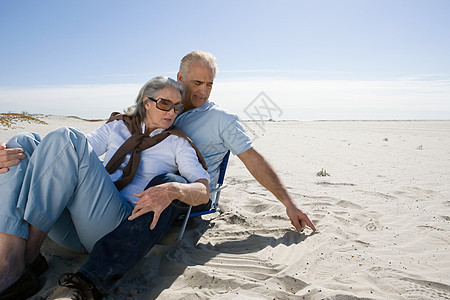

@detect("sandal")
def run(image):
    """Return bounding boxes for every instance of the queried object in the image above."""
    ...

[46,273,101,300]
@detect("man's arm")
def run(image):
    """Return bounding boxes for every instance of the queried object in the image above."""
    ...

[237,147,316,232]
[0,143,25,174]
[128,178,210,229]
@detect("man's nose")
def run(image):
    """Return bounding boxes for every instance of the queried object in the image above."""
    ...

[198,84,207,96]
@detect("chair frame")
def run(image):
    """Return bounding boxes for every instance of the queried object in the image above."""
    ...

[177,150,230,241]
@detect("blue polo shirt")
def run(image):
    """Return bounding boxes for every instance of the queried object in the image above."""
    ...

[174,100,253,189]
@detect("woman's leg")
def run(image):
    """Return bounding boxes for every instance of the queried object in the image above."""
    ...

[0,133,41,292]
[78,173,198,294]
[18,127,132,256]
[0,132,41,238]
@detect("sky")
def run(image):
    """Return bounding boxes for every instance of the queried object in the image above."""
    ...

[1,0,449,120]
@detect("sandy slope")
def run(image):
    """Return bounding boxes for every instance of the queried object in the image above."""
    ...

[1,116,449,299]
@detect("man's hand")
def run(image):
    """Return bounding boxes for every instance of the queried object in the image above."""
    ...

[238,148,316,232]
[0,143,25,174]
[286,203,316,232]
[128,182,178,230]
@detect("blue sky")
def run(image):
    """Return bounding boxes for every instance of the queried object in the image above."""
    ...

[1,0,449,120]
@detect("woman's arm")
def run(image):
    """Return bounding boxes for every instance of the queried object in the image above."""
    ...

[172,178,210,206]
[86,121,114,156]
[127,135,210,230]
[128,178,209,230]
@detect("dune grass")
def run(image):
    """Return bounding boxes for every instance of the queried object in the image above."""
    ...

[0,113,48,128]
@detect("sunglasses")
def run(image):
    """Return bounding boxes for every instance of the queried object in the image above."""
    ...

[146,97,184,114]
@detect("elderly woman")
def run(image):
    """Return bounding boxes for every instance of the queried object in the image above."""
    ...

[0,76,210,300]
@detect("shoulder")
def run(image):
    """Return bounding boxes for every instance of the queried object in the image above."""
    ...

[99,119,130,138]
[207,102,238,119]
[166,127,192,145]
[109,119,127,128]
[200,102,241,131]
[163,134,196,156]
[167,125,188,137]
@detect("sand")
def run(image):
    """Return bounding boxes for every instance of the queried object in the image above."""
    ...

[1,115,449,299]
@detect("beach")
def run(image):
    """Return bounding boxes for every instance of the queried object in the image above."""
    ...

[1,116,449,299]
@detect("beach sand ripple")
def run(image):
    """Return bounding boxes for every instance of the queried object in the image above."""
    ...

[1,117,449,299]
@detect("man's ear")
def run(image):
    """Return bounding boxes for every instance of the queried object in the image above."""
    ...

[177,71,183,83]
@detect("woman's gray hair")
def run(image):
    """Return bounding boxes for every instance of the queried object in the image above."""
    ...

[179,51,218,79]
[126,76,184,121]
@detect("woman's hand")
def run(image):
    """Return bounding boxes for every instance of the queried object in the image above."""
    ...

[128,182,179,230]
[128,179,209,230]
[0,143,26,174]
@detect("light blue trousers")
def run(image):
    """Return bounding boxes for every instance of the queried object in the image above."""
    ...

[0,127,132,252]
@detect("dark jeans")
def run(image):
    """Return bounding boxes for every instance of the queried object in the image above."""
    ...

[77,173,210,294]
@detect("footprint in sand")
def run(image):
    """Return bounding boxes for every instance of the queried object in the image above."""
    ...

[398,277,450,299]
[365,223,377,231]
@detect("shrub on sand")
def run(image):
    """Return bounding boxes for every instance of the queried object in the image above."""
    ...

[0,113,48,128]
[317,168,330,177]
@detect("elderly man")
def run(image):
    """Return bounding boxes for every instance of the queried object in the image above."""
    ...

[0,51,315,300]
[175,51,314,232]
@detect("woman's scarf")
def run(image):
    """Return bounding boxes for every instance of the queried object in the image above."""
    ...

[105,112,207,191]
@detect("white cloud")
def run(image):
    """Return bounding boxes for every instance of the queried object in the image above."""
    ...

[212,77,450,120]
[1,77,449,120]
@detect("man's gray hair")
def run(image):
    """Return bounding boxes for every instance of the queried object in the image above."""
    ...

[179,51,218,78]
[127,76,184,121]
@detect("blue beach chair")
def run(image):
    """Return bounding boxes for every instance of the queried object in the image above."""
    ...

[177,150,231,241]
